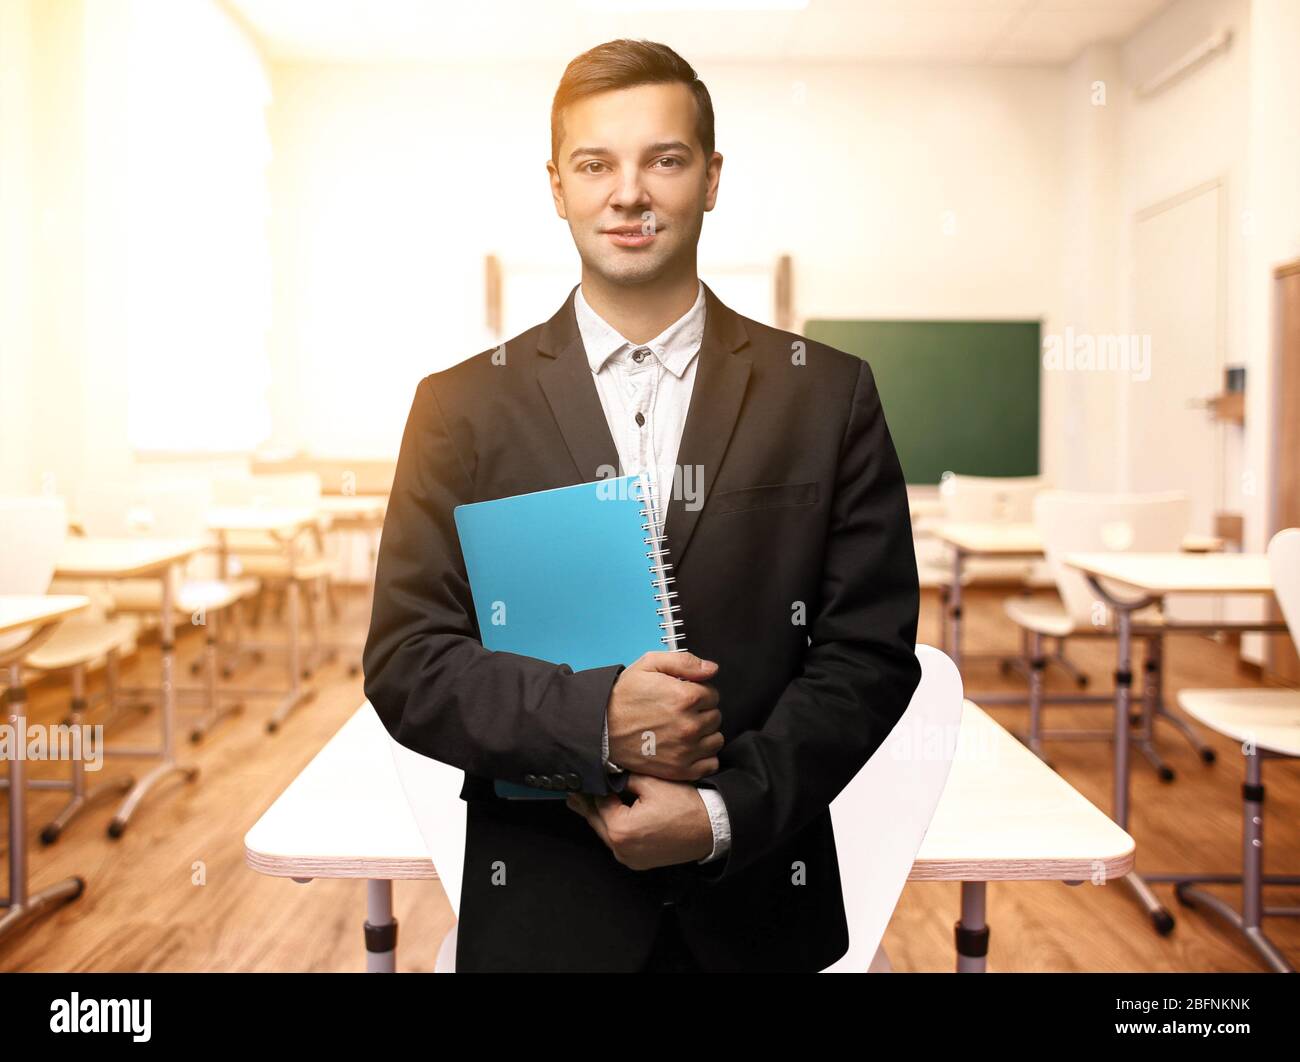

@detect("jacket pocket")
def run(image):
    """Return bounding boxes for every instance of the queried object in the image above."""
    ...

[709,480,819,515]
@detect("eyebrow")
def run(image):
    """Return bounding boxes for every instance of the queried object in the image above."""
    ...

[567,140,693,164]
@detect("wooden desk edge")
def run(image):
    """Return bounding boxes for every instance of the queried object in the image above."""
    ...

[244,845,1135,886]
[244,847,440,882]
[907,847,1135,883]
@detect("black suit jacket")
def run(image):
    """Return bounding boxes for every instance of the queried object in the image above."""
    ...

[362,280,921,972]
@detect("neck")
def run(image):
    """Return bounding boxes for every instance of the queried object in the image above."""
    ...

[579,267,700,346]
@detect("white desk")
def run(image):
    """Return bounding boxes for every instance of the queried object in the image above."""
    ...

[55,537,205,838]
[933,522,1223,704]
[1063,551,1286,937]
[245,700,1133,973]
[0,594,90,944]
[244,705,428,972]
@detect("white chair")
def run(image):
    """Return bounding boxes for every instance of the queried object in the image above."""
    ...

[388,644,962,973]
[1004,490,1204,775]
[922,475,1083,682]
[1169,528,1300,973]
[72,478,260,743]
[0,496,137,843]
[211,472,337,681]
[941,473,1046,523]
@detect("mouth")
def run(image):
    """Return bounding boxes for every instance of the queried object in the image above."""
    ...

[603,225,660,248]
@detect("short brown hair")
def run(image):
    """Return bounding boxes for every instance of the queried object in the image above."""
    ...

[550,39,715,165]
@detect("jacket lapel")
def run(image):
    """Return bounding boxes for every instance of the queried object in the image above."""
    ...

[535,279,752,570]
[536,284,622,484]
[663,283,751,570]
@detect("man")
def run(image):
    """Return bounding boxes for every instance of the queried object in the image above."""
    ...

[362,38,921,972]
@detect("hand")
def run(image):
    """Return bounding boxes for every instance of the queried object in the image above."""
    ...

[566,774,715,870]
[606,651,723,781]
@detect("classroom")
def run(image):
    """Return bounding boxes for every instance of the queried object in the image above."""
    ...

[1,0,1298,1000]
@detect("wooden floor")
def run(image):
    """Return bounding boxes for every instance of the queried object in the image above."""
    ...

[2,586,1297,972]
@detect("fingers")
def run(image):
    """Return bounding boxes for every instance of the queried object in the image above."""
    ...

[566,792,616,850]
[640,650,718,681]
[690,756,720,779]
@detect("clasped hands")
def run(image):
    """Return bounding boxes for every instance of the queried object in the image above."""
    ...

[565,651,723,871]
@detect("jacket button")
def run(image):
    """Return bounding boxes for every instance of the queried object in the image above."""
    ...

[524,774,538,786]
[567,773,580,789]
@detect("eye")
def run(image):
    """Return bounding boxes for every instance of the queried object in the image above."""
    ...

[655,156,682,170]
[582,160,608,174]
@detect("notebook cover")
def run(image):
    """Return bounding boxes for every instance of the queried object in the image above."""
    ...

[452,473,678,799]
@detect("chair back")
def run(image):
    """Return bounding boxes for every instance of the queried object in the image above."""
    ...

[1267,529,1300,657]
[212,472,323,559]
[1035,490,1190,626]
[941,474,1048,523]
[824,644,963,972]
[213,472,322,508]
[75,478,219,582]
[387,721,470,919]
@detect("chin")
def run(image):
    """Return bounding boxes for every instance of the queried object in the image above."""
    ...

[590,252,671,287]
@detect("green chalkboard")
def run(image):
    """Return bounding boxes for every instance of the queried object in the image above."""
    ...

[802,319,1041,486]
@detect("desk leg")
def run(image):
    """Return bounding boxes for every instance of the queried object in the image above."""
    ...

[268,535,315,733]
[1084,580,1176,935]
[364,879,398,973]
[0,664,86,945]
[109,563,200,838]
[955,881,989,973]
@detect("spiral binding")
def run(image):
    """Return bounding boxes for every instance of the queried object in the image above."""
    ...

[635,473,685,651]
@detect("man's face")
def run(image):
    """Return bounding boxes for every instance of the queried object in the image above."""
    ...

[549,81,720,287]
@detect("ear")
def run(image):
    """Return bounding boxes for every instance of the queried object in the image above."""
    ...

[704,152,723,212]
[547,160,568,221]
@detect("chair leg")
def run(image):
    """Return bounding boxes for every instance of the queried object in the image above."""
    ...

[1166,748,1297,973]
[325,578,342,623]
[39,662,134,845]
[1046,637,1088,688]
[188,610,243,744]
[316,575,336,666]
[221,597,246,678]
[1149,634,1216,765]
[1027,631,1047,761]
[999,626,1031,679]
[1135,635,1175,782]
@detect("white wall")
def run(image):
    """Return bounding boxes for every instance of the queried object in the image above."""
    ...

[1119,0,1251,518]
[0,0,37,493]
[1061,0,1300,662]
[0,0,274,501]
[1058,42,1125,494]
[268,60,1066,465]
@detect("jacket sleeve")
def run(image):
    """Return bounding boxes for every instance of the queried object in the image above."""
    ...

[362,374,629,797]
[693,358,921,883]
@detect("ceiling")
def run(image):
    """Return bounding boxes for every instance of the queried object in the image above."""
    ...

[224,0,1173,65]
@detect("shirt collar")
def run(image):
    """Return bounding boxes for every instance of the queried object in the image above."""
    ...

[574,279,706,379]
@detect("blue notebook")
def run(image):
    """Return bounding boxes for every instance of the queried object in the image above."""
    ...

[453,473,684,799]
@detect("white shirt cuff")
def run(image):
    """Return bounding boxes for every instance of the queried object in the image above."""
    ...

[696,786,731,863]
[601,713,621,773]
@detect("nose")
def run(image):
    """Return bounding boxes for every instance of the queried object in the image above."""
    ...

[609,167,652,215]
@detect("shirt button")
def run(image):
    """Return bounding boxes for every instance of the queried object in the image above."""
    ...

[635,412,645,426]
[632,348,649,363]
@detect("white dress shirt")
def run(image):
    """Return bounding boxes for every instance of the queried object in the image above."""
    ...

[573,278,732,866]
